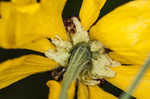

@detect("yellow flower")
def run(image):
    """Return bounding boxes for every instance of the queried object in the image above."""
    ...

[90,0,150,66]
[0,0,150,99]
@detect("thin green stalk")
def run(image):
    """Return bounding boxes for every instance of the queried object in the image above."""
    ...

[59,43,91,99]
[120,56,150,99]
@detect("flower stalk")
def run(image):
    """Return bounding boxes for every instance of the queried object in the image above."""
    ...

[59,42,92,99]
[120,56,150,99]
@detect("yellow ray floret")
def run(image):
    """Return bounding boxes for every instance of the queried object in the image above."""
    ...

[47,80,76,99]
[12,0,37,5]
[18,38,55,53]
[77,82,89,99]
[0,55,58,89]
[79,0,106,30]
[0,0,68,48]
[90,0,150,65]
[88,85,116,99]
[107,65,150,99]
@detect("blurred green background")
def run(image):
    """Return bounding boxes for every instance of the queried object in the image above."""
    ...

[0,0,131,99]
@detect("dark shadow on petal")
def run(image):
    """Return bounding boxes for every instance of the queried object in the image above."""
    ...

[49,66,66,81]
[121,64,133,66]
[74,80,78,99]
[0,48,46,63]
[0,0,11,2]
[104,48,113,54]
[90,0,133,29]
[36,0,40,3]
[0,72,50,99]
[62,0,83,19]
[98,79,136,99]
[99,0,133,19]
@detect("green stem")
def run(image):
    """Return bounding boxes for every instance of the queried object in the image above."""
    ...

[120,56,150,99]
[59,43,91,99]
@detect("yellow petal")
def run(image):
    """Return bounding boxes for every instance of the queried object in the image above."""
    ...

[90,0,150,65]
[0,0,68,48]
[88,85,116,99]
[78,82,89,99]
[0,55,58,89]
[47,80,61,99]
[0,3,16,48]
[106,65,150,99]
[19,38,55,53]
[79,0,106,30]
[12,0,36,5]
[47,81,76,99]
[67,81,76,99]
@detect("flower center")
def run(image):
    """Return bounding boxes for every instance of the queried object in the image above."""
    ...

[45,17,120,99]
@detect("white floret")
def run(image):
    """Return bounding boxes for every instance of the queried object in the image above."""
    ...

[90,41,104,52]
[51,36,72,52]
[103,54,121,67]
[45,36,72,66]
[90,58,115,79]
[71,17,89,45]
[45,49,70,66]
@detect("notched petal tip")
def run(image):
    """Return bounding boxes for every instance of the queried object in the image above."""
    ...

[47,81,76,99]
[47,80,61,99]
